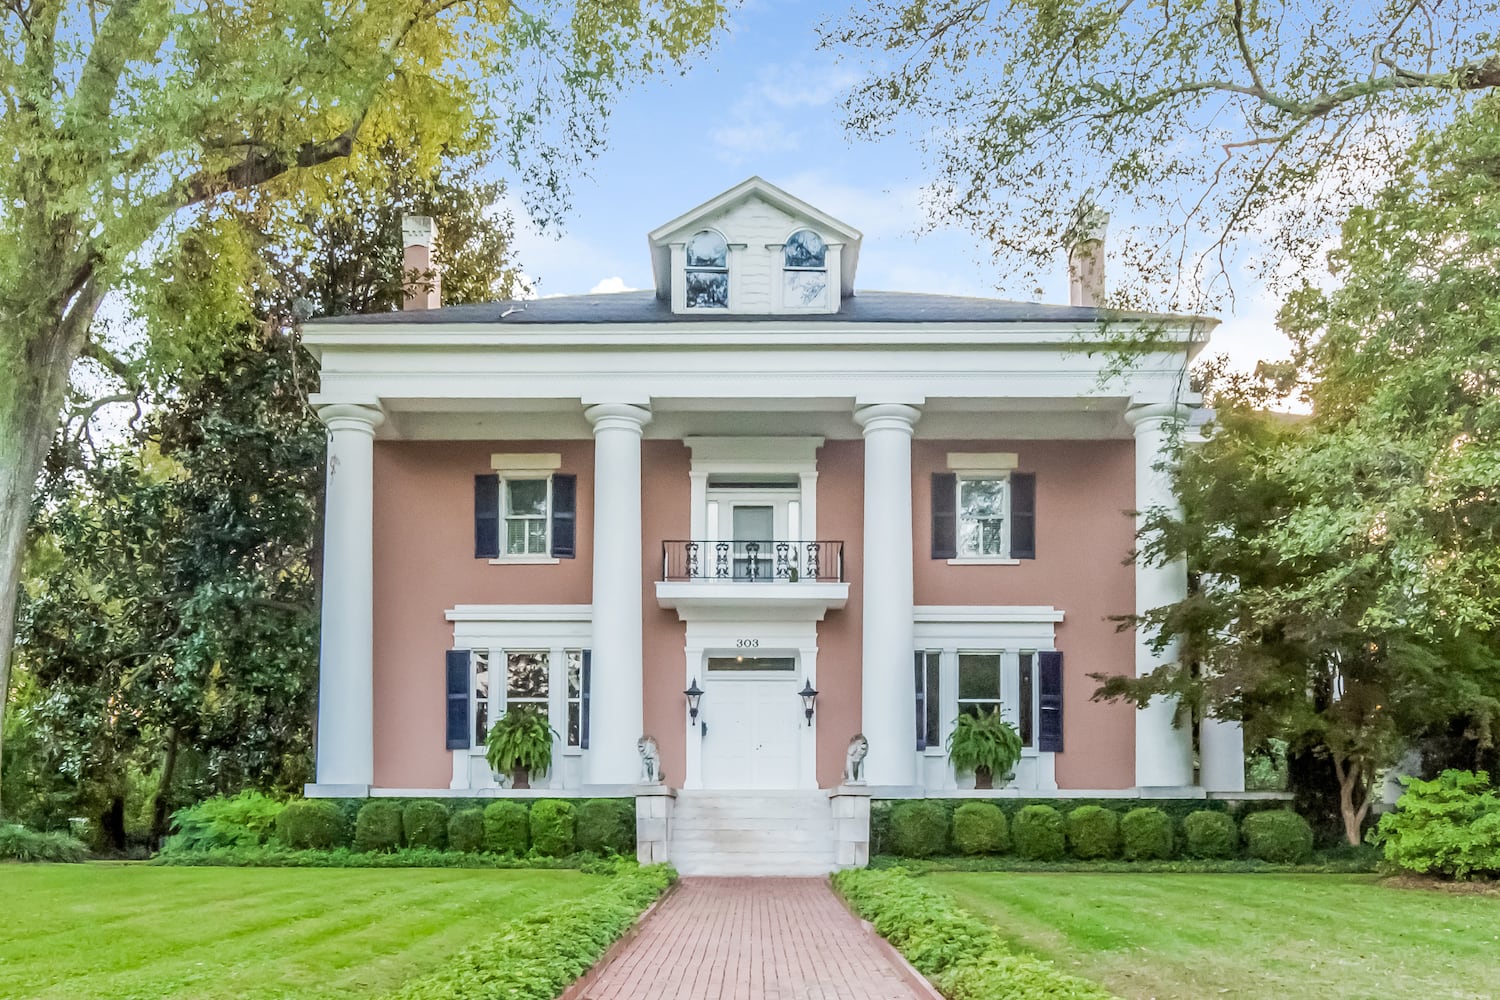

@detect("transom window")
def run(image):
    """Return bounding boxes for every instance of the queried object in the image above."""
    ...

[706,656,796,672]
[504,478,550,555]
[685,230,729,309]
[958,476,1009,557]
[782,229,828,308]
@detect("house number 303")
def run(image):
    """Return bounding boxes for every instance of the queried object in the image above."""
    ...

[736,639,760,648]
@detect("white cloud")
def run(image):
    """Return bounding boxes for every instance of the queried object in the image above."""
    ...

[589,276,637,294]
[710,62,865,164]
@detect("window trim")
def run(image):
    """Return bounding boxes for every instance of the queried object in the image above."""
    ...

[953,473,1013,561]
[495,475,554,562]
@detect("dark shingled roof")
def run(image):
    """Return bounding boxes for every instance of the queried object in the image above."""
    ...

[308,289,1191,326]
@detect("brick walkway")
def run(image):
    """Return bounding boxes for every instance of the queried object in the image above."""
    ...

[580,877,921,1000]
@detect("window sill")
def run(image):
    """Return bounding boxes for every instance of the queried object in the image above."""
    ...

[947,557,1021,566]
[489,555,561,565]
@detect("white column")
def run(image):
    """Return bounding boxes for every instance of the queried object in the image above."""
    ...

[311,403,384,795]
[1200,717,1246,792]
[1126,403,1195,788]
[854,403,921,788]
[585,402,652,787]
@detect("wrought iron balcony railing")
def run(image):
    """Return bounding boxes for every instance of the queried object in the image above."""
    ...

[661,540,845,583]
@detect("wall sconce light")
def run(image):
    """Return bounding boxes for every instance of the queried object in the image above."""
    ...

[798,680,818,727]
[684,679,704,723]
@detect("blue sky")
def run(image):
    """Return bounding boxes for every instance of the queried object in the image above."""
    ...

[506,0,1291,373]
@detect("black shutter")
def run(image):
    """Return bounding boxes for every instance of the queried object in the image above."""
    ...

[931,472,957,559]
[1011,472,1036,560]
[580,649,592,750]
[550,473,577,558]
[445,649,471,750]
[474,474,500,559]
[1038,650,1064,752]
[914,650,927,750]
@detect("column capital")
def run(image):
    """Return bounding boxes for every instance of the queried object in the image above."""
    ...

[853,403,921,436]
[318,403,385,434]
[585,402,653,435]
[1125,402,1189,433]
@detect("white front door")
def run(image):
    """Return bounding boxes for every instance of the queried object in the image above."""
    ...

[700,657,803,789]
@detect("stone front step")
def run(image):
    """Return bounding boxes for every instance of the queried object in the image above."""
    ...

[669,791,837,877]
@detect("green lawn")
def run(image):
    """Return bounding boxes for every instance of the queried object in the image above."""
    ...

[0,863,597,1000]
[928,872,1500,1000]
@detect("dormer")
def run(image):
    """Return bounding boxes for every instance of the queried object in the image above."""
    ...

[648,177,862,316]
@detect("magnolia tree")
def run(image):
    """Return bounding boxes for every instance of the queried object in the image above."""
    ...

[0,0,728,815]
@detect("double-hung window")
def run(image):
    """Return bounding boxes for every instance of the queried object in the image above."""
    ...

[956,651,1037,749]
[957,477,1008,557]
[932,469,1036,561]
[504,478,550,556]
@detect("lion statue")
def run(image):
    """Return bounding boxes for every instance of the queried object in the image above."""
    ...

[843,733,869,785]
[637,735,663,785]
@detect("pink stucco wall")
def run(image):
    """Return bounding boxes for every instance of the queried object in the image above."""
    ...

[811,440,864,788]
[641,441,691,787]
[911,439,1138,788]
[370,440,594,788]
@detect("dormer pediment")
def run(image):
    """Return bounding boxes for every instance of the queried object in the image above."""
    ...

[647,177,862,315]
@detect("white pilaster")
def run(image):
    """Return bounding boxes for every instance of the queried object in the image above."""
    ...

[585,402,652,787]
[311,403,385,795]
[1200,717,1246,792]
[854,403,921,787]
[1126,403,1195,789]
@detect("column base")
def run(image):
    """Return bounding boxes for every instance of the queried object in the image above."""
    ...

[304,783,371,798]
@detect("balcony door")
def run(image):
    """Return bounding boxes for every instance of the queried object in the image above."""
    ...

[707,482,800,581]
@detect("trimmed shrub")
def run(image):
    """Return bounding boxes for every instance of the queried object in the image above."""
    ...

[529,799,576,857]
[1120,807,1175,861]
[1374,770,1500,880]
[448,808,486,854]
[402,801,449,850]
[952,802,1009,856]
[1066,805,1121,860]
[274,800,348,850]
[0,824,89,863]
[483,801,530,855]
[889,800,950,858]
[1183,810,1239,859]
[354,800,405,853]
[576,799,634,855]
[165,791,284,852]
[1242,810,1314,864]
[1012,805,1065,861]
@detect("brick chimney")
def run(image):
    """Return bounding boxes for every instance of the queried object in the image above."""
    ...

[1065,207,1109,308]
[401,215,441,311]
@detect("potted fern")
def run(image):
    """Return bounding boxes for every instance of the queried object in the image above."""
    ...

[485,705,558,789]
[946,709,1024,789]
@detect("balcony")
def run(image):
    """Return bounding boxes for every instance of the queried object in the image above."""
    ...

[655,540,849,621]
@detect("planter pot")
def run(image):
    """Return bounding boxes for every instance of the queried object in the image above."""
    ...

[974,766,994,790]
[511,767,531,790]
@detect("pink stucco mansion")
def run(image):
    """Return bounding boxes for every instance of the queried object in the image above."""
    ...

[303,178,1246,874]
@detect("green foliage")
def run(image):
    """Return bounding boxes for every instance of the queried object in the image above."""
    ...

[1066,806,1121,860]
[1183,811,1240,860]
[833,868,1116,999]
[889,801,950,858]
[164,791,285,853]
[390,864,675,1000]
[1119,808,1176,861]
[274,800,349,851]
[870,849,1380,874]
[153,845,591,869]
[354,801,405,853]
[1012,805,1066,861]
[1242,811,1315,864]
[448,808,486,854]
[945,710,1024,784]
[528,799,576,857]
[1373,770,1500,879]
[485,705,558,778]
[952,802,1009,856]
[402,801,449,851]
[0,824,89,863]
[484,801,530,855]
[575,799,634,856]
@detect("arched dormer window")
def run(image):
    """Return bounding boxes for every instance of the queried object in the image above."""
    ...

[782,229,828,308]
[685,230,729,309]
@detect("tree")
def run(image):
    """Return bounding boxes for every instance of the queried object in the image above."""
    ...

[1099,97,1500,844]
[823,1,1500,307]
[0,0,727,816]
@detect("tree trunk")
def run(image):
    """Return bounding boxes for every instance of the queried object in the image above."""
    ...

[0,302,100,821]
[1332,753,1374,846]
[149,726,181,846]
